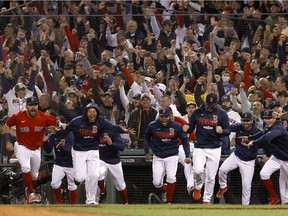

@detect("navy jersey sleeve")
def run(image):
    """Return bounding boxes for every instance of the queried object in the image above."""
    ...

[248,130,266,140]
[220,110,231,136]
[253,129,283,146]
[100,117,125,133]
[187,111,197,133]
[44,133,58,153]
[231,123,241,132]
[110,132,125,152]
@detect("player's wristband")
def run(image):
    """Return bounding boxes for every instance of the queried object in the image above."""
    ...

[4,133,11,143]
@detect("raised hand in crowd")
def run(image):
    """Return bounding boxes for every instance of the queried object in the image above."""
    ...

[239,82,245,89]
[229,87,238,97]
[253,77,261,89]
[214,74,221,83]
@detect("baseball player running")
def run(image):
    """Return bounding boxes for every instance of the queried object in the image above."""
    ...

[184,92,230,204]
[216,112,261,205]
[178,102,197,196]
[144,107,191,204]
[57,102,132,204]
[44,131,77,204]
[3,96,57,204]
[246,109,288,205]
[96,131,128,204]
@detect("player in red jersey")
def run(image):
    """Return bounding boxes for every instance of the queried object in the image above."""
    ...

[3,96,57,204]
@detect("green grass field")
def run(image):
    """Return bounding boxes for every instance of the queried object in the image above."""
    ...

[39,204,288,216]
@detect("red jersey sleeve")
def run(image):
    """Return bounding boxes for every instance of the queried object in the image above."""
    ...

[6,112,18,127]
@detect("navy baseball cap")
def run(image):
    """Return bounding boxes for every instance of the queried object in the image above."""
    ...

[26,96,39,105]
[263,109,273,118]
[132,93,141,100]
[269,100,281,109]
[241,112,253,120]
[221,95,231,102]
[159,107,172,116]
[206,93,218,106]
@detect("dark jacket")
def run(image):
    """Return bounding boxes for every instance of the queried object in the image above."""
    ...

[44,132,74,168]
[249,120,288,161]
[59,102,125,151]
[144,119,190,158]
[128,107,158,147]
[99,131,125,165]
[187,103,231,148]
[231,122,262,161]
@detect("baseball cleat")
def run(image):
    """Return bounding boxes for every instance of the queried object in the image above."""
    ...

[203,202,210,204]
[192,188,201,201]
[99,192,107,204]
[27,192,41,204]
[268,197,280,205]
[216,187,227,198]
[161,192,167,203]
[188,186,194,196]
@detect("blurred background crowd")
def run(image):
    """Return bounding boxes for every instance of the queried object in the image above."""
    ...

[0,0,288,155]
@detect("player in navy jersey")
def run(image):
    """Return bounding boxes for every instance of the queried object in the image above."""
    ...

[184,92,230,204]
[57,102,133,204]
[246,110,288,205]
[44,131,77,204]
[96,131,128,204]
[216,112,262,205]
[144,107,191,204]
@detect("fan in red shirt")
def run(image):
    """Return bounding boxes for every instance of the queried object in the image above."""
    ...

[4,96,57,204]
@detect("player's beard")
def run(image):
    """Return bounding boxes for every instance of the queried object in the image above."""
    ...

[27,108,37,117]
[160,117,170,126]
[221,105,230,112]
[243,123,252,130]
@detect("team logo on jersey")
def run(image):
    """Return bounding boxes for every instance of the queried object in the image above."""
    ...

[12,99,20,104]
[212,115,218,125]
[79,126,98,136]
[155,129,175,139]
[19,126,29,132]
[198,115,218,128]
[169,128,175,136]
[34,126,44,132]
[92,126,98,134]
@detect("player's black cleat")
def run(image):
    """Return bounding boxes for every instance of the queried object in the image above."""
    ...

[99,192,107,204]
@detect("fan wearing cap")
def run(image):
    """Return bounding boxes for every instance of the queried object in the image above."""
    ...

[128,93,158,148]
[0,59,38,118]
[184,92,230,204]
[151,16,176,48]
[220,95,241,155]
[245,109,288,205]
[144,107,191,204]
[216,112,261,205]
[3,96,58,204]
[56,102,133,205]
[265,1,282,29]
